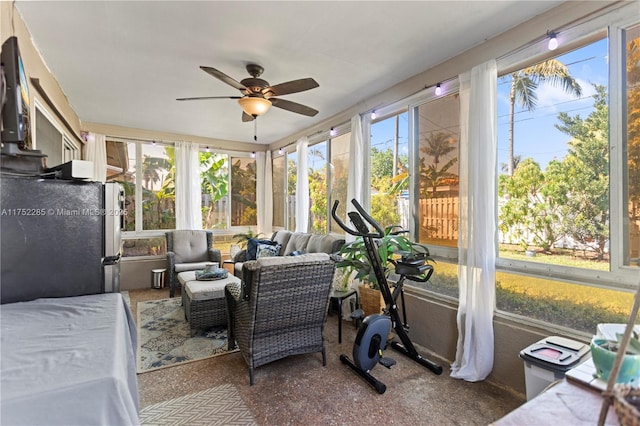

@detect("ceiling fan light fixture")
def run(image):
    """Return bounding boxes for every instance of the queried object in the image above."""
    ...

[238,97,272,117]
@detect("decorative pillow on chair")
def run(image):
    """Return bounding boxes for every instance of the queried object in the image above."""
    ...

[257,243,282,259]
[247,238,277,260]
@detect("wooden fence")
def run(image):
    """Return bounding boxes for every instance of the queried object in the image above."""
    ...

[419,197,459,241]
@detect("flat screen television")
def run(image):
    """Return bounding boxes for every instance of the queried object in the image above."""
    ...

[1,36,31,148]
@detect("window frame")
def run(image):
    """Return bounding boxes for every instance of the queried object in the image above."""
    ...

[408,80,461,262]
[33,99,80,167]
[494,3,640,292]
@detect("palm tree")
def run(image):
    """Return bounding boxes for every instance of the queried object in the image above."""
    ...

[389,132,458,196]
[421,132,458,196]
[141,155,170,189]
[507,59,582,176]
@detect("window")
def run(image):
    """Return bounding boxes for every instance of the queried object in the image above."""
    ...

[497,39,608,269]
[106,139,175,232]
[106,139,174,257]
[494,9,640,331]
[416,94,460,248]
[287,151,298,230]
[308,141,327,233]
[199,151,257,231]
[230,156,257,227]
[329,131,350,233]
[626,25,640,267]
[272,154,286,228]
[141,142,175,230]
[369,112,409,230]
[63,136,80,162]
[35,105,78,168]
[200,151,228,229]
[107,139,135,231]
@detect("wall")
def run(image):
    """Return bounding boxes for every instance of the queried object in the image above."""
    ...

[120,257,167,291]
[83,122,263,153]
[404,289,575,395]
[1,2,83,145]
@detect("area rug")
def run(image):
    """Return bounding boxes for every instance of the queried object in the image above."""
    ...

[139,384,257,426]
[137,298,236,373]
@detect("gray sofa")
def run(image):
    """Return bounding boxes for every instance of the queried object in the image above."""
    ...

[231,230,345,278]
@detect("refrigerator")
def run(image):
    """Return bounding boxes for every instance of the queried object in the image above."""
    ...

[0,177,124,304]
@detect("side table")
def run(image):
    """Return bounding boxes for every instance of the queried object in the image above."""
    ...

[330,289,358,344]
[222,259,235,274]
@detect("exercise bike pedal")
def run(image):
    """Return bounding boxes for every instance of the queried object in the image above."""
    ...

[379,357,396,369]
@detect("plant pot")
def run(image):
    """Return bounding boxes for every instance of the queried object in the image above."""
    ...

[359,284,384,317]
[591,337,640,385]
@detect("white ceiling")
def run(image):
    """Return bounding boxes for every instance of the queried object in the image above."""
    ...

[16,1,563,145]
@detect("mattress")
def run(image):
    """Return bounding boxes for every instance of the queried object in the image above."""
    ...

[0,293,139,425]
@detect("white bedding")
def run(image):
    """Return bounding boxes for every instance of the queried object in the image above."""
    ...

[0,293,139,425]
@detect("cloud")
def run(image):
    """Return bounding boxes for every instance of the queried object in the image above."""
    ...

[534,77,597,114]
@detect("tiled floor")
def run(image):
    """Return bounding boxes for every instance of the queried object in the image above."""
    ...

[131,287,525,425]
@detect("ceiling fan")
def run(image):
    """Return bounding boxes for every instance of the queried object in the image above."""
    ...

[177,64,319,122]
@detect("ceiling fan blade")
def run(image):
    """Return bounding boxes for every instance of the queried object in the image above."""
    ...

[270,98,319,117]
[200,66,247,91]
[266,78,319,97]
[176,96,242,101]
[242,112,254,122]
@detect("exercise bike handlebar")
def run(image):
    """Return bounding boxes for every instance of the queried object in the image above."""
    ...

[331,199,385,238]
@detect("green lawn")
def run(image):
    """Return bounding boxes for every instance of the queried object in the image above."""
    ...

[415,257,635,333]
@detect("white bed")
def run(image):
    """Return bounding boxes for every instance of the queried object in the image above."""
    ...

[0,293,139,425]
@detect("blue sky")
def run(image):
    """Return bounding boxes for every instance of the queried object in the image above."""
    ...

[363,37,609,173]
[497,37,608,170]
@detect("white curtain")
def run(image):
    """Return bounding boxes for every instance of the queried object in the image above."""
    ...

[256,150,273,235]
[345,114,367,242]
[84,133,107,183]
[450,59,497,382]
[175,141,202,230]
[295,137,309,232]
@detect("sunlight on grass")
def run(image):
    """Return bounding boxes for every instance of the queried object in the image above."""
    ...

[418,260,636,332]
[500,250,609,270]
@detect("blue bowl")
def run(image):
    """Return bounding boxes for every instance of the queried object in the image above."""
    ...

[591,337,640,384]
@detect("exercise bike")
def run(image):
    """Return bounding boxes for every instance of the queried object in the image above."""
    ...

[332,199,442,394]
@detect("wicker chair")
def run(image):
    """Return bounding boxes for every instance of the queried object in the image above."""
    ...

[166,230,221,298]
[225,253,336,385]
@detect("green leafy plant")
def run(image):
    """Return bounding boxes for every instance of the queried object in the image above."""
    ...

[597,332,640,355]
[336,226,433,290]
[232,229,264,249]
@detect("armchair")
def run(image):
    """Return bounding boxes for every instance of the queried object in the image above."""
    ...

[225,253,335,385]
[166,230,221,297]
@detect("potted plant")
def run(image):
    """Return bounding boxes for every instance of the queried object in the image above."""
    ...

[232,228,264,249]
[591,332,640,385]
[335,226,433,315]
[228,229,264,261]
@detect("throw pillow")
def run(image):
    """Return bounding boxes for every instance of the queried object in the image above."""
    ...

[287,250,306,256]
[257,243,282,259]
[247,238,277,260]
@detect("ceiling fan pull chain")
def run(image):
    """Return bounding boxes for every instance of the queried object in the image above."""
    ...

[254,117,258,143]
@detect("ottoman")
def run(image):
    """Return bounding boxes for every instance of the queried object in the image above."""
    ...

[178,271,241,336]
